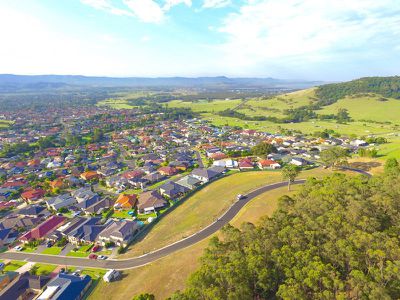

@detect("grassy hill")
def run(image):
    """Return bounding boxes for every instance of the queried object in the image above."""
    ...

[316,76,400,105]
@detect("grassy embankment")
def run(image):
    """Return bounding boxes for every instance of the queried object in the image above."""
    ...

[88,168,357,300]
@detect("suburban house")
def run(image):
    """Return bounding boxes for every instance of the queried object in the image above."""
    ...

[20,215,65,243]
[71,188,99,204]
[0,272,50,300]
[46,193,76,211]
[18,205,47,217]
[50,178,66,190]
[213,159,238,169]
[257,159,282,170]
[157,166,178,176]
[290,157,312,166]
[191,167,222,183]
[80,171,100,181]
[37,273,91,300]
[0,228,13,247]
[56,217,89,237]
[85,197,115,215]
[66,217,110,245]
[21,188,45,203]
[175,175,202,190]
[0,215,41,230]
[238,158,254,170]
[98,220,140,247]
[137,190,168,214]
[114,194,137,210]
[159,181,190,199]
[143,172,165,184]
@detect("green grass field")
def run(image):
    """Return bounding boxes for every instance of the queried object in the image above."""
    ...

[168,98,242,112]
[97,99,134,109]
[318,95,400,124]
[119,168,334,258]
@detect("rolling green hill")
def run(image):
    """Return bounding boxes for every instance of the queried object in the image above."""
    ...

[316,76,400,105]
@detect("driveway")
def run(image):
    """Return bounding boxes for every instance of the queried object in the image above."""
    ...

[59,243,75,256]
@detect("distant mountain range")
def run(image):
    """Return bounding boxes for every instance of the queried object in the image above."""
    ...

[0,74,322,91]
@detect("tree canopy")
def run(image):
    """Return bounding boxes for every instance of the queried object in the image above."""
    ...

[320,147,349,169]
[251,142,277,156]
[170,170,400,300]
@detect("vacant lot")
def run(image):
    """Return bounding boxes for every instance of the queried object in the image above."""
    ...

[119,168,333,258]
[90,168,358,300]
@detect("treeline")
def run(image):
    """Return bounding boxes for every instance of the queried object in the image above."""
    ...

[169,165,400,299]
[316,76,400,105]
[140,104,199,121]
[217,107,350,123]
[217,109,280,122]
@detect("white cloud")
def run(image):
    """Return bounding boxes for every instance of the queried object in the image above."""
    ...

[163,0,192,11]
[123,0,164,23]
[203,0,231,9]
[81,0,191,23]
[80,0,133,16]
[217,0,400,72]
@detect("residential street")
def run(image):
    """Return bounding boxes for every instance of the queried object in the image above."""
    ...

[0,180,306,270]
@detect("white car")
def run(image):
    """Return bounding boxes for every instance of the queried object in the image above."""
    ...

[98,255,108,260]
[236,194,246,201]
[14,246,23,251]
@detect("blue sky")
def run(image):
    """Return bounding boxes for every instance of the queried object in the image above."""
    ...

[0,0,399,80]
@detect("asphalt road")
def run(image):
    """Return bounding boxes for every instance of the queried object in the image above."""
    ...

[0,180,305,270]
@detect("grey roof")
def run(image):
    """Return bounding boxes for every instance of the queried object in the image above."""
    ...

[159,181,189,197]
[191,168,221,180]
[86,197,115,214]
[99,220,139,241]
[175,175,202,189]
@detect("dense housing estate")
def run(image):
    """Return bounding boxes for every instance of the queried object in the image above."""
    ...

[0,102,374,298]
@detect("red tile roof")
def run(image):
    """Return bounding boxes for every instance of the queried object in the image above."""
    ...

[20,215,65,241]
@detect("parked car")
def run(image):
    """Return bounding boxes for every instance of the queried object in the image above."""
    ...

[89,254,98,259]
[14,246,23,251]
[46,241,53,248]
[92,245,100,252]
[98,255,108,260]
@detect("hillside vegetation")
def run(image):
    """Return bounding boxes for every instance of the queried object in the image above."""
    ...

[170,165,400,300]
[316,76,400,105]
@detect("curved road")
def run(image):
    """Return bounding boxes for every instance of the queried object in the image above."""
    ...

[0,168,371,270]
[0,180,306,270]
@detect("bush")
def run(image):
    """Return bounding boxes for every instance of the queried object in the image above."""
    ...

[117,246,126,254]
[105,241,115,248]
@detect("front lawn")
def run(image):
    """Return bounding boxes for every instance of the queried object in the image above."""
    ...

[66,244,93,257]
[31,263,57,275]
[21,246,37,253]
[41,246,63,255]
[81,268,107,278]
[1,260,26,271]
